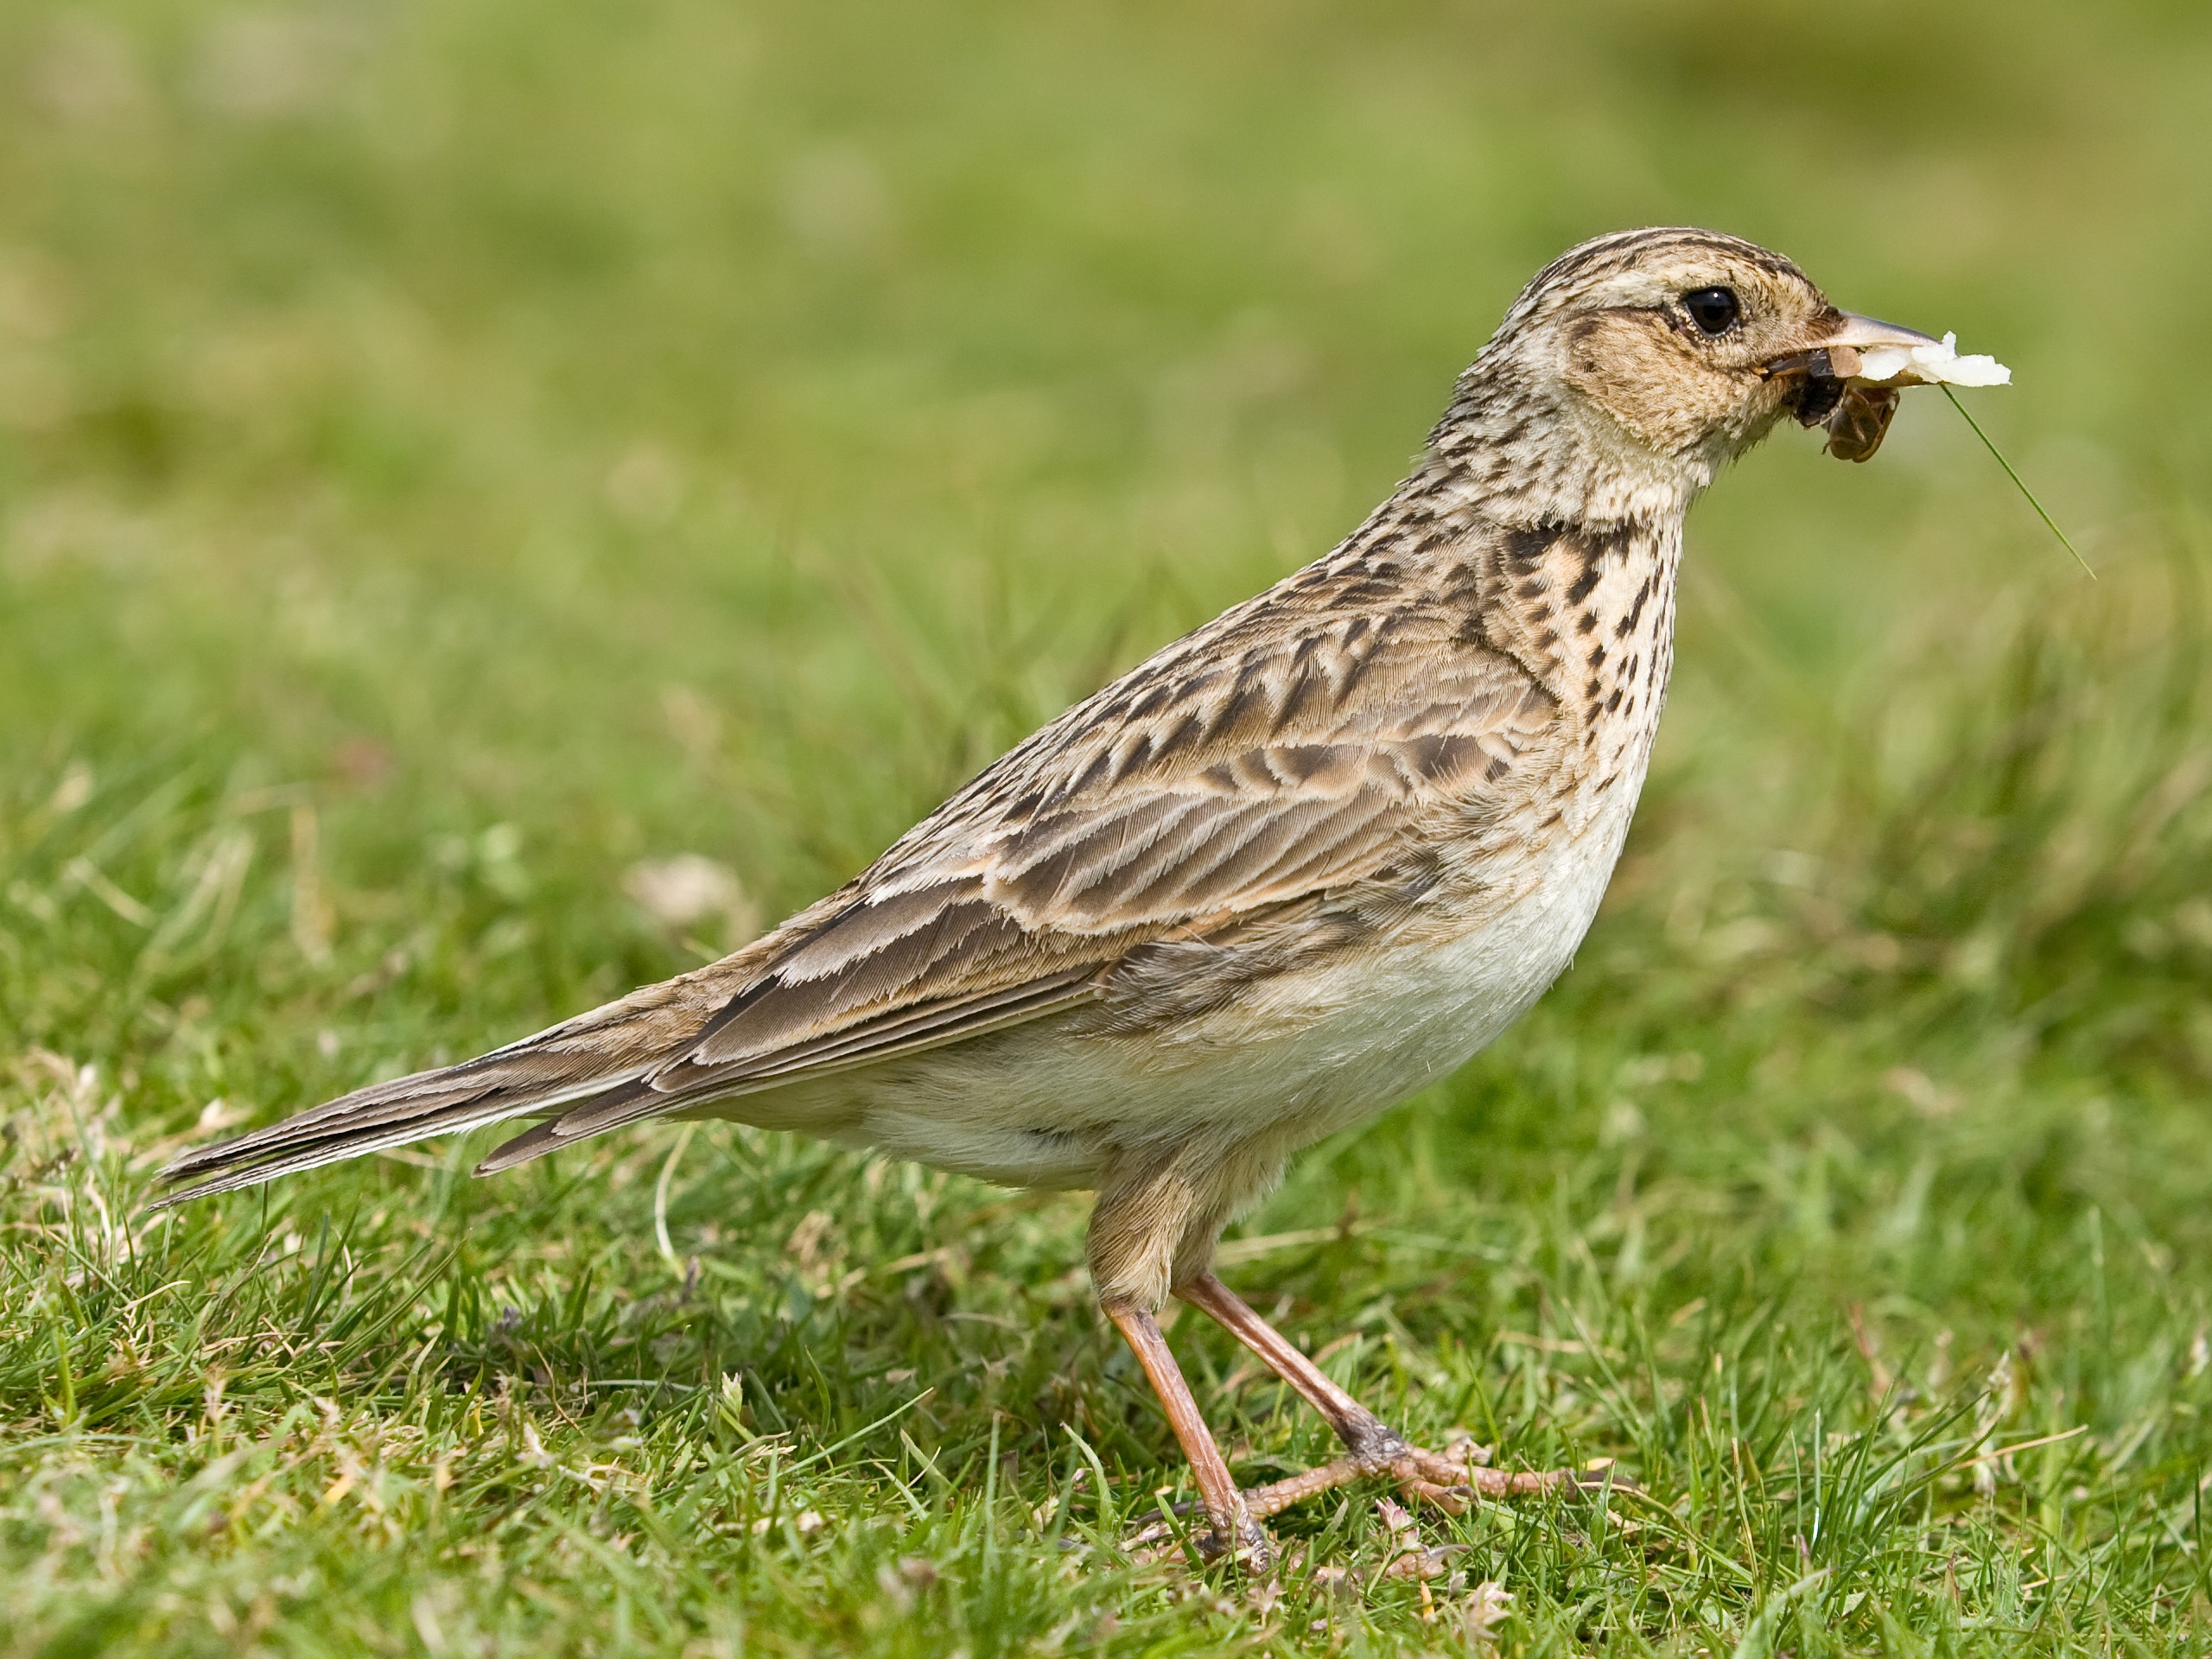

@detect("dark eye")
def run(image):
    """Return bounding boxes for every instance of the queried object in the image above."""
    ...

[1681,286,1741,336]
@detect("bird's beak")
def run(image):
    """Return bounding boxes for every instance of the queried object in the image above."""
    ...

[1762,311,1942,380]
[1819,312,1943,353]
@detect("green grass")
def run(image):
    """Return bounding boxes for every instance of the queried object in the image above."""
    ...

[6,0,2212,1651]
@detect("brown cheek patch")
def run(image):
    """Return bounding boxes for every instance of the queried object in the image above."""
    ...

[1563,313,1733,451]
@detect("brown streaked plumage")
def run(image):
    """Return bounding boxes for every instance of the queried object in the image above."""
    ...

[161,228,1949,1567]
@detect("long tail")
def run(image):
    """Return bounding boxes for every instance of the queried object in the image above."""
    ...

[155,899,1106,1204]
[152,982,704,1206]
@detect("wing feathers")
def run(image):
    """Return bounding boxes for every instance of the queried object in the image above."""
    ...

[161,572,1564,1205]
[479,965,1109,1169]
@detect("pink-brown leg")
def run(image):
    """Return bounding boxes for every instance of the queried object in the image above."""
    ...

[1103,1298,1273,1569]
[1177,1271,1597,1519]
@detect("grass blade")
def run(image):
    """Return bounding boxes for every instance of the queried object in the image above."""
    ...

[1942,385,2096,579]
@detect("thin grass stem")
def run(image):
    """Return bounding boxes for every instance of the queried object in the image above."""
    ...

[1942,385,2096,580]
[653,1122,698,1268]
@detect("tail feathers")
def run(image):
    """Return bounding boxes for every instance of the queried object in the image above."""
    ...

[468,967,1106,1175]
[154,924,1107,1204]
[467,1067,779,1175]
[471,1083,658,1174]
[152,1055,651,1208]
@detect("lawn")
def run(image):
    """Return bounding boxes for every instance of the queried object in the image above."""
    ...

[5,1,2212,1652]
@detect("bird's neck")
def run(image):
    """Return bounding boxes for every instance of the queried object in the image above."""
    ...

[1420,372,1715,531]
[1325,374,1698,618]
[1317,374,1693,779]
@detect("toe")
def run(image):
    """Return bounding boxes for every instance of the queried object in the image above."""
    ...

[1239,1453,1371,1518]
[1401,1446,1484,1485]
[1464,1459,1628,1497]
[1393,1473,1471,1515]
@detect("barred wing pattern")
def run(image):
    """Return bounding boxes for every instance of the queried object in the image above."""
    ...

[160,572,1560,1202]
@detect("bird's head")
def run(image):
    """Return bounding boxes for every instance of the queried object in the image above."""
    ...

[1446,227,1939,520]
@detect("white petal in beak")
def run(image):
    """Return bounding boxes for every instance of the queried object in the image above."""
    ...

[1768,312,2011,389]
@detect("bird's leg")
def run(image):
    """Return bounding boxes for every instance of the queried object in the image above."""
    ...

[1175,1271,1583,1519]
[1103,1297,1273,1570]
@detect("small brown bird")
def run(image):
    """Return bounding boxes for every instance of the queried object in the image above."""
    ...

[163,229,1950,1566]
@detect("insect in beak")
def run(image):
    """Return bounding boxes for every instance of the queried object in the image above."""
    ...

[1764,315,1946,464]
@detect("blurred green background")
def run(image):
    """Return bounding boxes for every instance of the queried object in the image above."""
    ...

[5,2,2212,1654]
[3,0,2204,906]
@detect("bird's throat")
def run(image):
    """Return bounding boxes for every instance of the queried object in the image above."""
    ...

[1427,375,1711,534]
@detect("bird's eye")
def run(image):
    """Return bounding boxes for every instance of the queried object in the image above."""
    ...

[1681,287,1741,336]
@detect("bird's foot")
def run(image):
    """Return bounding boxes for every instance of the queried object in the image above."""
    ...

[1240,1433,1618,1520]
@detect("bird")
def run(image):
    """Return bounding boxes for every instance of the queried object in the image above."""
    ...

[161,227,1948,1568]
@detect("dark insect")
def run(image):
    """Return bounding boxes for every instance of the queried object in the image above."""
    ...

[1823,385,1900,463]
[1796,372,1847,429]
[1773,346,1897,462]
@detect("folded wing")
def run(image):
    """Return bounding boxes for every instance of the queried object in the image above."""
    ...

[159,603,1555,1202]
